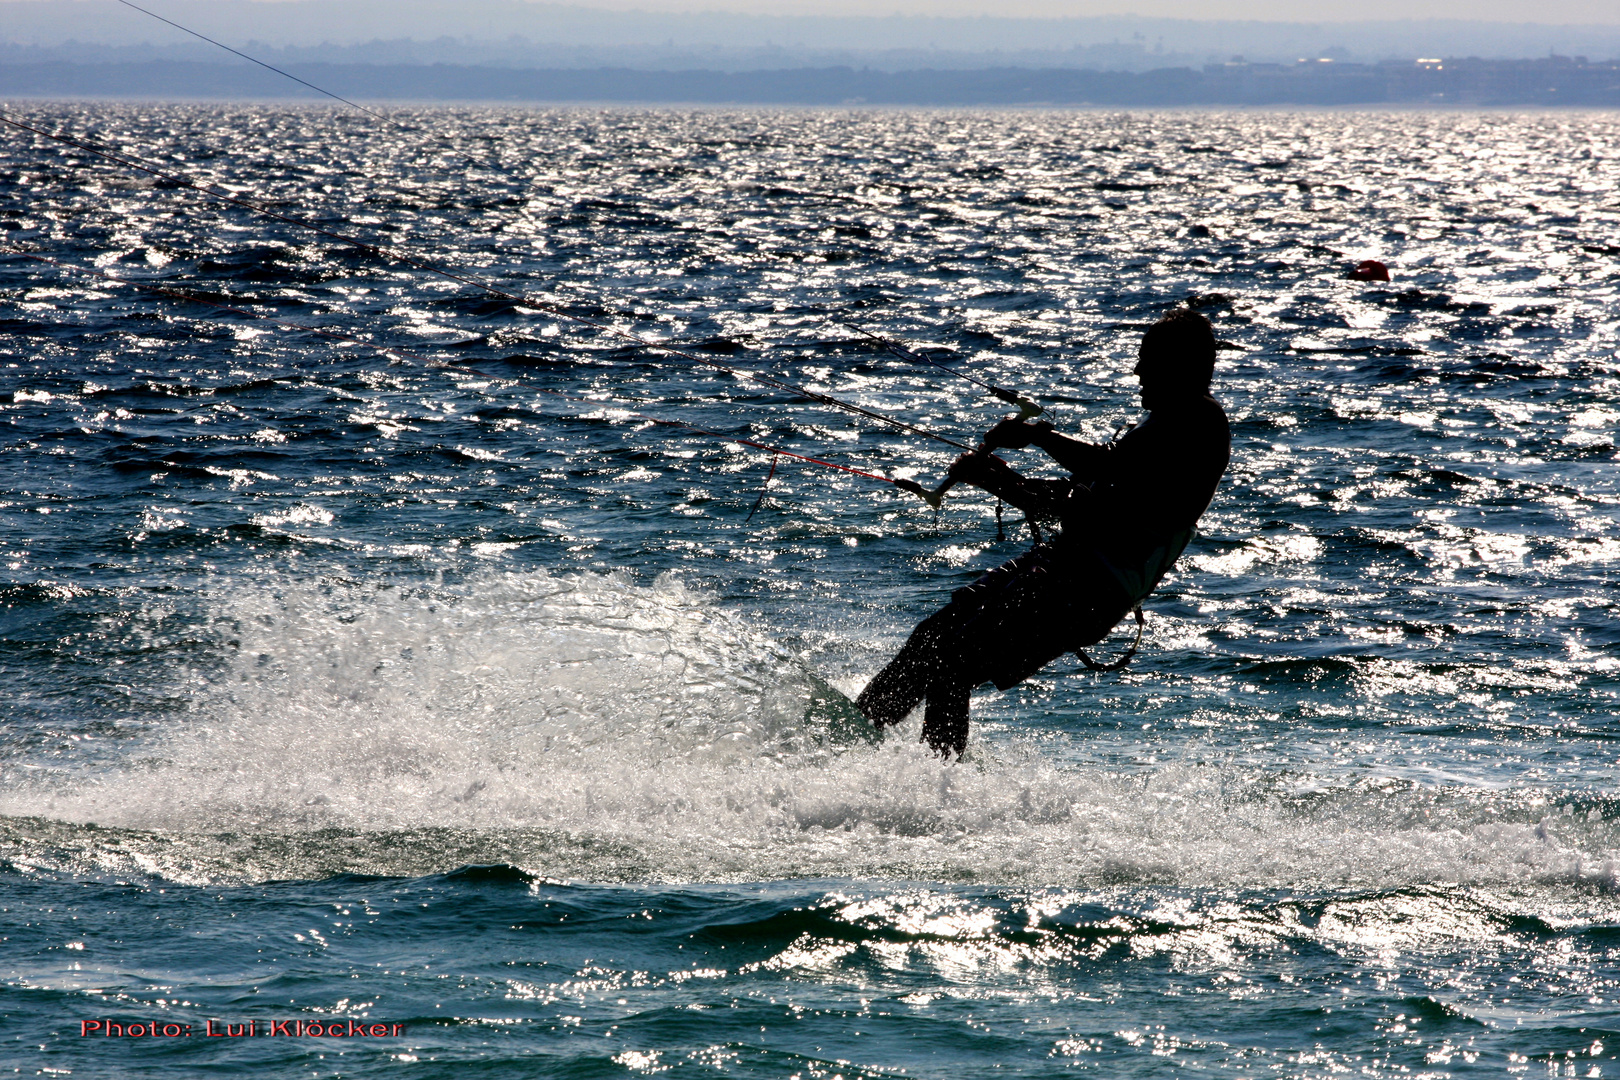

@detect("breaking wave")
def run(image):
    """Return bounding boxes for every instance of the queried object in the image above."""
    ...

[2,570,1616,889]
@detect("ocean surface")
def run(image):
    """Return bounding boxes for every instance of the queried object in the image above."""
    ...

[1,103,1617,1077]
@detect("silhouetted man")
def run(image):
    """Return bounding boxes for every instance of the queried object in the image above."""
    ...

[856,308,1230,756]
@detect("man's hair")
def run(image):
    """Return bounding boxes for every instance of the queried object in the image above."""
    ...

[1140,308,1217,391]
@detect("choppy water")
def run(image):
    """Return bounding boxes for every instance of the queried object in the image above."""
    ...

[2,103,1618,1077]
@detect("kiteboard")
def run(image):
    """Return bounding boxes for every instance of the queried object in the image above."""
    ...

[802,671,883,747]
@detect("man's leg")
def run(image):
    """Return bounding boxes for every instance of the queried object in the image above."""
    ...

[921,679,971,757]
[859,549,1048,737]
[856,619,971,757]
[855,605,961,728]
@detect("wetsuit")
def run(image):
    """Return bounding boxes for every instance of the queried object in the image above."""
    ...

[855,393,1230,755]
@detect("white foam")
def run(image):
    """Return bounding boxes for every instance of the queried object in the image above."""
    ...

[249,503,335,527]
[2,569,1617,889]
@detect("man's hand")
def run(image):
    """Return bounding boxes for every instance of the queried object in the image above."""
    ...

[982,418,1052,451]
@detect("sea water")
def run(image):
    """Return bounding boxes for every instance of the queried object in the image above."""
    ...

[1,104,1617,1077]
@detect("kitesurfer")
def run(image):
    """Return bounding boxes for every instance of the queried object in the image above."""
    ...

[855,308,1231,757]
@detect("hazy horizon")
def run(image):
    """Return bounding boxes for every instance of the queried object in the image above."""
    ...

[3,0,1619,67]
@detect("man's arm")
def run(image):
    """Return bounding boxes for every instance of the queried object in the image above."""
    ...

[945,452,1069,519]
[982,419,1110,479]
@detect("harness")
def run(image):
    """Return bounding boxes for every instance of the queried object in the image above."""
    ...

[1072,525,1197,673]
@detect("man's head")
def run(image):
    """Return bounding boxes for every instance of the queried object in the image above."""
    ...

[1135,308,1216,410]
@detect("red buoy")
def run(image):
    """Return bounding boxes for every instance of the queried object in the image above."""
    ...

[1349,259,1390,282]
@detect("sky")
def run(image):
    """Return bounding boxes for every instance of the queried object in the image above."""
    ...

[0,0,1615,23]
[555,0,1616,19]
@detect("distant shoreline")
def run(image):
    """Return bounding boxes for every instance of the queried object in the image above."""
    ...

[4,57,1618,107]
